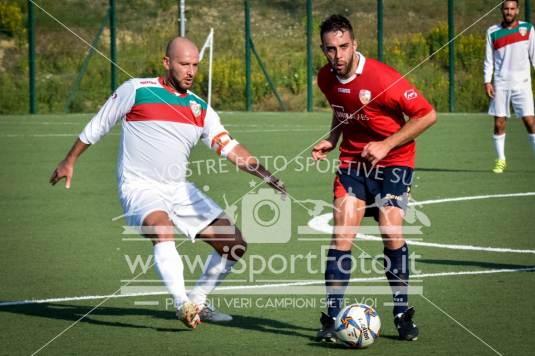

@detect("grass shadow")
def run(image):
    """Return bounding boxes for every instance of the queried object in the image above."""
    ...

[415,167,490,173]
[209,314,316,339]
[417,259,535,270]
[0,302,319,338]
[0,303,183,333]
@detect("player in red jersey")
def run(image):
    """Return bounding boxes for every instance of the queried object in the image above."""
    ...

[312,15,436,342]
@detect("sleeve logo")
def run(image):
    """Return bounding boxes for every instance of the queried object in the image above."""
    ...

[404,89,418,101]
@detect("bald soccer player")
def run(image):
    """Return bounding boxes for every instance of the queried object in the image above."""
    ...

[50,37,286,329]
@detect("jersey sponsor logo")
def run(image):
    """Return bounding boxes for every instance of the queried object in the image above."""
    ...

[359,89,372,105]
[139,80,158,85]
[404,89,418,101]
[338,87,351,94]
[190,100,202,117]
[331,104,369,123]
[519,27,528,36]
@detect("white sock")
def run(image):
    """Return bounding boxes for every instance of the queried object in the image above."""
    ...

[154,241,189,308]
[493,134,506,160]
[529,134,535,155]
[189,250,236,306]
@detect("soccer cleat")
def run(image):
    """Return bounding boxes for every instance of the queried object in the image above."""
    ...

[492,159,506,173]
[198,302,233,322]
[315,312,337,343]
[176,301,201,329]
[394,306,419,341]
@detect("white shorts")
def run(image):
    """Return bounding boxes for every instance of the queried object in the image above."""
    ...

[488,86,534,118]
[119,181,223,240]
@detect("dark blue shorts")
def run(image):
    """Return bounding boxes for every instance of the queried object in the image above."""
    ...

[333,165,413,220]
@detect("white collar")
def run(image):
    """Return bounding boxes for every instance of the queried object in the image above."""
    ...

[336,52,366,84]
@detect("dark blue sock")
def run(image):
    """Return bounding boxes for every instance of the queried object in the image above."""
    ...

[325,249,352,318]
[384,243,409,316]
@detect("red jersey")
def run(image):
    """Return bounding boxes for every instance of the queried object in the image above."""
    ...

[317,53,433,168]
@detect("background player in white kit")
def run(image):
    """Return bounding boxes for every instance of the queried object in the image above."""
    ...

[484,0,535,173]
[50,37,286,328]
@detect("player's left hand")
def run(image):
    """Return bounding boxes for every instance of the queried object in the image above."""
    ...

[361,141,392,167]
[264,175,287,200]
[49,159,74,189]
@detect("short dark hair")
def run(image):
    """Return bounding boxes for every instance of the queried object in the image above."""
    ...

[502,0,519,8]
[319,14,355,42]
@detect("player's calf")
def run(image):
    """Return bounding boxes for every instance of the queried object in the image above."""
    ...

[189,219,246,316]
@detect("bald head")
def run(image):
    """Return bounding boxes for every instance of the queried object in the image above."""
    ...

[165,37,199,59]
[163,37,199,92]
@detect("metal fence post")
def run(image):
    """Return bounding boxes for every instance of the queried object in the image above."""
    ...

[306,0,313,112]
[110,0,117,92]
[448,0,455,112]
[28,0,36,114]
[244,0,252,111]
[377,0,384,62]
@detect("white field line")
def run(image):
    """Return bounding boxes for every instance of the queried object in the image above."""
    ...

[0,128,324,138]
[305,192,535,254]
[0,266,533,307]
[300,233,535,254]
[0,121,326,128]
[411,192,535,206]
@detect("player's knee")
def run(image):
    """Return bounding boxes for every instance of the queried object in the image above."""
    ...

[523,117,535,133]
[229,230,247,260]
[142,212,174,243]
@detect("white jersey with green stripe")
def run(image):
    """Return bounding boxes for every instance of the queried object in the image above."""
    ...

[79,77,237,186]
[484,21,535,89]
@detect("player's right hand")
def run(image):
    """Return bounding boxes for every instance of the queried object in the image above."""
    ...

[312,140,334,160]
[49,159,74,189]
[485,83,495,98]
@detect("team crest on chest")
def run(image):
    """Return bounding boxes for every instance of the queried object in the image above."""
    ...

[519,27,528,36]
[359,89,372,105]
[189,100,202,117]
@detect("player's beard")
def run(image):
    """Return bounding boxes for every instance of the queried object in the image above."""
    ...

[502,13,517,26]
[166,72,193,93]
[334,54,354,78]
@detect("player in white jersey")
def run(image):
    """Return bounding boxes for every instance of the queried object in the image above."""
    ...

[484,0,535,173]
[50,37,287,328]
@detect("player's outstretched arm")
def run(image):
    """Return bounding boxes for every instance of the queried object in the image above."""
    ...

[226,144,287,196]
[49,80,134,189]
[362,109,437,166]
[312,113,342,160]
[49,138,90,189]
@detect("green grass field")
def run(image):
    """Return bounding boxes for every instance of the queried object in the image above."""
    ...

[0,112,534,355]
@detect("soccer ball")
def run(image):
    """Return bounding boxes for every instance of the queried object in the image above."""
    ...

[335,304,381,348]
